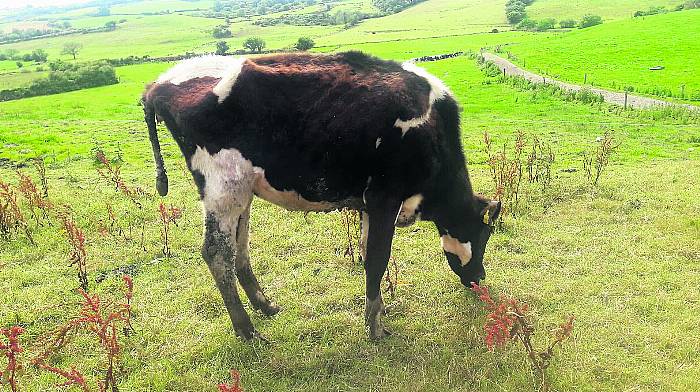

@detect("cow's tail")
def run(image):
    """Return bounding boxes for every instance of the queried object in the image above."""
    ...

[143,98,169,196]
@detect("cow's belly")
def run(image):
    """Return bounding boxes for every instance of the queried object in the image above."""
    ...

[253,169,363,212]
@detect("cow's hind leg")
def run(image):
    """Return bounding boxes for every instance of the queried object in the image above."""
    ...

[202,211,261,340]
[235,202,280,316]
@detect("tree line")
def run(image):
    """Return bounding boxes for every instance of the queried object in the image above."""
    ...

[0,61,118,102]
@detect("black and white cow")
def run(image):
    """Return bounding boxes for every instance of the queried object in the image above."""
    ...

[142,52,501,340]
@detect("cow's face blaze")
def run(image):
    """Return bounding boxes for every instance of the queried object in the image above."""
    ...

[438,197,501,287]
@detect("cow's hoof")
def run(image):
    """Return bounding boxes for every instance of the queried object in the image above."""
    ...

[369,326,392,340]
[236,327,270,343]
[258,302,281,317]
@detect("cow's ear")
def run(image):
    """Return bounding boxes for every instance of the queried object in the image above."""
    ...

[480,200,501,226]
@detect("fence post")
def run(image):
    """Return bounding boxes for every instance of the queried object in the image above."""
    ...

[584,73,587,84]
[503,68,506,78]
[624,91,628,109]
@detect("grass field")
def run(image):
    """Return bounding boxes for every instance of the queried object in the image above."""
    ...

[0,14,220,60]
[527,0,682,21]
[502,10,700,102]
[315,0,509,46]
[1,50,699,391]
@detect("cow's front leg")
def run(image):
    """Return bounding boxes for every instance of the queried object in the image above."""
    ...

[202,212,260,340]
[363,194,402,340]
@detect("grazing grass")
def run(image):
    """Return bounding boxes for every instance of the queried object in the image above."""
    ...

[0,14,220,60]
[1,52,699,391]
[502,10,700,102]
[527,0,682,21]
[0,69,47,90]
[315,0,509,46]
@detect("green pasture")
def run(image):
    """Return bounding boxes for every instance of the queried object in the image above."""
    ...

[502,10,700,102]
[315,0,509,46]
[109,0,215,14]
[1,52,699,391]
[527,0,683,21]
[0,69,47,90]
[0,14,220,61]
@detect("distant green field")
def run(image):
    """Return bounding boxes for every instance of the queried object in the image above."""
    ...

[0,14,220,60]
[317,31,526,59]
[527,0,682,21]
[1,53,698,391]
[109,0,214,14]
[503,10,700,102]
[316,0,509,46]
[0,70,47,90]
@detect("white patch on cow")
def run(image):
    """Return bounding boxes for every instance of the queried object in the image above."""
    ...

[212,57,247,103]
[375,137,382,149]
[156,55,246,103]
[395,194,423,227]
[360,212,369,261]
[253,170,336,212]
[394,62,452,136]
[441,234,472,266]
[192,146,336,221]
[190,146,256,234]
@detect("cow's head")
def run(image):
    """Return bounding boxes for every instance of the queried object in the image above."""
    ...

[435,196,501,287]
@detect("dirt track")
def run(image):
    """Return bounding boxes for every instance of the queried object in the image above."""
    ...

[481,52,700,112]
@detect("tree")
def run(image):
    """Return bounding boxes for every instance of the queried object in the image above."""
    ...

[212,25,232,38]
[16,61,23,68]
[6,48,19,60]
[517,18,537,30]
[559,19,576,28]
[294,36,315,51]
[579,14,603,28]
[31,49,48,62]
[105,21,117,31]
[216,40,229,55]
[536,18,556,31]
[62,42,83,60]
[243,36,265,53]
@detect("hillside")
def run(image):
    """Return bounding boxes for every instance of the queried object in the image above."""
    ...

[503,9,700,102]
[527,0,683,21]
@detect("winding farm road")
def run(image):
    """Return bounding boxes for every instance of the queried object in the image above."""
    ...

[481,52,700,112]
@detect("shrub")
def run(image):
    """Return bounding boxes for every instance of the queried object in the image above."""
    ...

[583,131,620,186]
[104,20,117,31]
[559,18,576,28]
[1,61,119,102]
[31,49,48,62]
[483,131,525,222]
[216,40,230,55]
[471,284,575,392]
[33,276,134,392]
[59,211,89,291]
[536,18,556,31]
[218,369,244,392]
[517,17,537,30]
[0,180,34,244]
[0,326,25,392]
[16,170,52,224]
[213,25,232,38]
[243,36,265,53]
[158,202,182,257]
[294,36,315,51]
[579,14,603,28]
[372,0,425,14]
